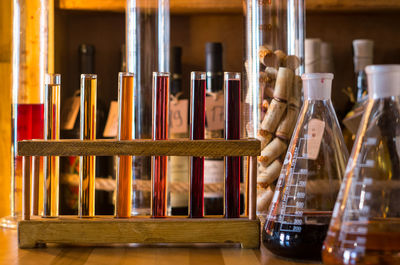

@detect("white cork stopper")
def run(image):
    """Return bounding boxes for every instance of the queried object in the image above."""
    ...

[302,73,333,100]
[366,65,400,99]
[320,42,334,73]
[353,39,374,72]
[305,38,321,73]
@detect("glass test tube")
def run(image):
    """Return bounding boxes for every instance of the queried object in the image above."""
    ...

[224,72,241,218]
[79,74,97,217]
[116,73,134,218]
[152,72,170,218]
[43,74,61,217]
[190,72,206,218]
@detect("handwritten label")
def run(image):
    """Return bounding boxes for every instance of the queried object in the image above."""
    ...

[61,95,80,130]
[205,96,224,131]
[170,99,188,134]
[306,119,325,160]
[103,101,118,138]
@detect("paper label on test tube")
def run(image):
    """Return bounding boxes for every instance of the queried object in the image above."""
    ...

[306,119,325,160]
[205,96,224,131]
[61,95,80,130]
[170,99,188,134]
[103,101,118,137]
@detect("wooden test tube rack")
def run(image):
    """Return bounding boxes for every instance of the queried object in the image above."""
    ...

[17,139,260,249]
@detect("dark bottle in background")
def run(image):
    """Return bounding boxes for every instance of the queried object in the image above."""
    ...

[204,42,224,215]
[60,44,95,214]
[169,47,189,216]
[59,44,114,215]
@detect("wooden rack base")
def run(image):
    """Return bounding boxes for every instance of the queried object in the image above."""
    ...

[17,139,261,249]
[19,217,260,249]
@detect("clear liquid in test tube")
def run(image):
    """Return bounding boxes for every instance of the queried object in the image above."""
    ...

[43,74,61,217]
[79,74,97,217]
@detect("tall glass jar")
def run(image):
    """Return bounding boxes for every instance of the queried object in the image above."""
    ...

[126,0,170,215]
[243,0,305,217]
[1,0,53,228]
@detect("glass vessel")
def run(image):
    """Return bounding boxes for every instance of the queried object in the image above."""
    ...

[263,73,349,260]
[189,72,206,218]
[224,72,241,218]
[2,0,52,228]
[126,0,170,216]
[243,0,305,217]
[115,72,134,218]
[43,73,61,217]
[152,72,169,218]
[323,65,400,265]
[79,74,97,218]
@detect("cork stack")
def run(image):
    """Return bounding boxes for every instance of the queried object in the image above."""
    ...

[255,46,301,213]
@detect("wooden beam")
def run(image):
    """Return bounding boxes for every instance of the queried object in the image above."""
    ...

[18,217,260,248]
[18,139,261,157]
[58,0,400,13]
[0,0,11,219]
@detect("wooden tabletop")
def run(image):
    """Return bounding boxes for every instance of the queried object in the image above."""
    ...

[1,229,320,265]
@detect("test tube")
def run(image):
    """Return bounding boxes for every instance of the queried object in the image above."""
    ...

[189,72,206,218]
[43,74,61,217]
[152,72,170,218]
[79,74,97,217]
[224,72,241,218]
[116,72,134,218]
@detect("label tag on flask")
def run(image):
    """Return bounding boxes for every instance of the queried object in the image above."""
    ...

[170,99,188,134]
[306,119,325,160]
[103,101,118,137]
[61,94,80,130]
[206,96,224,131]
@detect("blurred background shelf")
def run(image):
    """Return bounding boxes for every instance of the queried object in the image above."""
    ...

[58,0,400,13]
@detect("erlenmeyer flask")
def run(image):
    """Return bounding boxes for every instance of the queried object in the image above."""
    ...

[263,73,349,260]
[323,65,400,265]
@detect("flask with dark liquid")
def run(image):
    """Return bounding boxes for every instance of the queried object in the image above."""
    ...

[263,73,348,260]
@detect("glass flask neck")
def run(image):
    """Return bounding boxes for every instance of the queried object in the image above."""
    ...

[302,73,333,100]
[366,65,400,99]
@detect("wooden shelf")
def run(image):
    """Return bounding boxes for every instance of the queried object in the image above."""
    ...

[58,0,400,13]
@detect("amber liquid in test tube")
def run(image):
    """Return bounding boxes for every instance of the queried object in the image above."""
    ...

[190,72,206,218]
[224,72,241,218]
[116,73,134,218]
[79,74,97,217]
[43,74,61,217]
[152,72,169,218]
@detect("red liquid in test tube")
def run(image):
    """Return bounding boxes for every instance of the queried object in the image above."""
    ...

[189,72,206,218]
[225,72,241,218]
[152,72,169,218]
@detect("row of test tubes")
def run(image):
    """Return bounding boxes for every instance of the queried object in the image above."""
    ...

[42,71,242,219]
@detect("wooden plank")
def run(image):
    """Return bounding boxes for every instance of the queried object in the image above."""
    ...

[17,139,261,157]
[0,0,11,220]
[58,0,400,13]
[22,157,31,221]
[18,217,260,249]
[249,156,257,221]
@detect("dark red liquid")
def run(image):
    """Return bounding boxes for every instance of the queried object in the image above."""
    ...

[225,79,241,218]
[190,79,206,218]
[13,104,44,211]
[263,221,329,261]
[14,104,44,169]
[152,75,169,218]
